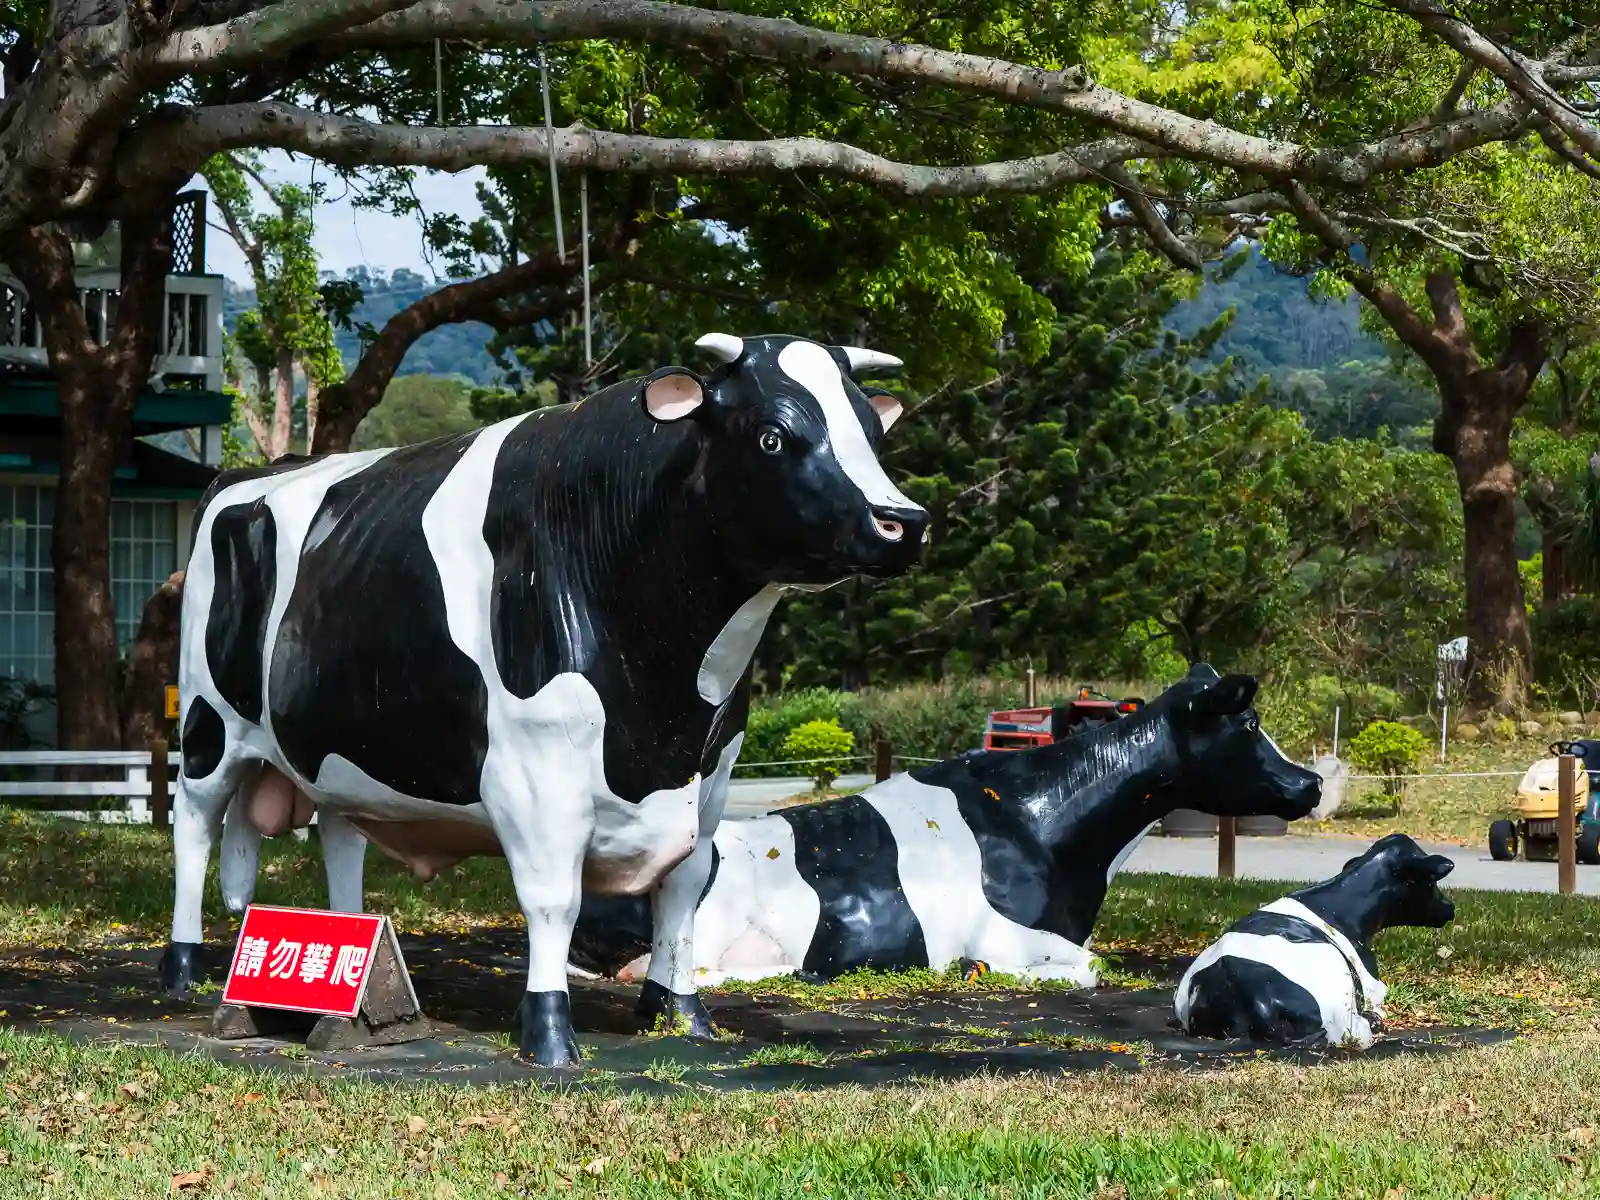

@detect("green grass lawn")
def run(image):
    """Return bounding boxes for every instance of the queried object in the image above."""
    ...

[7,811,1600,1197]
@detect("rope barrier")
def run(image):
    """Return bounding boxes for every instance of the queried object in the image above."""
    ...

[1345,770,1529,781]
[732,755,871,770]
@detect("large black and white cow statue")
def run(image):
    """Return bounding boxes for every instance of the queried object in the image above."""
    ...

[568,665,1322,987]
[161,332,929,1067]
[1173,833,1456,1050]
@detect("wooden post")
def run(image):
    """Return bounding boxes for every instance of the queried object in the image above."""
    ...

[875,739,893,783]
[1560,752,1577,895]
[1217,815,1237,879]
[150,737,170,829]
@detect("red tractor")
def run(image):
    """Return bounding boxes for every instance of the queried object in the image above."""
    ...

[983,687,1144,752]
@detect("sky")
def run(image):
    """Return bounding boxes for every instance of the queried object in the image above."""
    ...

[187,151,489,287]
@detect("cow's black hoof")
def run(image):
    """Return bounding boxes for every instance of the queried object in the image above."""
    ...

[517,991,581,1068]
[158,942,206,995]
[635,979,718,1038]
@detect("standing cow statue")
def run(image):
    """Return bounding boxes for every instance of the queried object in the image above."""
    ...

[569,665,1322,987]
[161,332,930,1067]
[1173,833,1456,1050]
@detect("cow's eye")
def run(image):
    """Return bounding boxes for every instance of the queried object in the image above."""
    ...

[757,426,785,455]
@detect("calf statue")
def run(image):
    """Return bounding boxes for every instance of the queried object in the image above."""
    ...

[1173,833,1456,1050]
[568,665,1322,987]
[160,333,929,1067]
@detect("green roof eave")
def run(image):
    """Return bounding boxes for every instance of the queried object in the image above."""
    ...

[0,378,231,432]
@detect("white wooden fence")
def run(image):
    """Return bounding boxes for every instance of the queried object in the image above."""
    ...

[0,748,179,824]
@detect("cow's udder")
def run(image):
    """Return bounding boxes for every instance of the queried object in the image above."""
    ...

[344,816,506,880]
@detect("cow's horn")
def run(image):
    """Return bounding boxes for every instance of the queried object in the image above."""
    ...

[839,346,904,376]
[695,333,745,364]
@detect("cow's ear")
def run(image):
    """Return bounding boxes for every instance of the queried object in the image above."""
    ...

[1404,853,1455,884]
[862,386,904,433]
[1187,674,1258,718]
[643,368,707,423]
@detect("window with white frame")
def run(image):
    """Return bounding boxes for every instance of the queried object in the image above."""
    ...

[111,500,178,653]
[0,485,179,686]
[0,485,53,685]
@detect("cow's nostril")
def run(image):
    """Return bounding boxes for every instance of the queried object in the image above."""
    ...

[872,516,904,542]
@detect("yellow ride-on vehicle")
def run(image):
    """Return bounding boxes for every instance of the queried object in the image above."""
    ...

[1489,740,1600,864]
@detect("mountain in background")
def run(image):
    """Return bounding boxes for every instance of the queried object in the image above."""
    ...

[221,267,504,385]
[221,248,1433,441]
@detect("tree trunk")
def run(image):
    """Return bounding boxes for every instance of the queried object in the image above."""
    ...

[1542,523,1570,610]
[54,371,124,747]
[1444,402,1532,711]
[272,347,294,457]
[119,569,183,749]
[2,214,173,747]
[1342,268,1545,712]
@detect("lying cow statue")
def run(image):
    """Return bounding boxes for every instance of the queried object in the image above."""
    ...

[161,332,930,1068]
[1173,833,1456,1050]
[568,665,1321,987]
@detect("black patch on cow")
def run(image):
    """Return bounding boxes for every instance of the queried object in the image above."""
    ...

[190,455,321,556]
[779,796,928,976]
[204,499,277,724]
[1182,955,1327,1044]
[567,844,723,977]
[1229,911,1334,946]
[911,751,1130,947]
[180,696,225,780]
[478,388,755,803]
[269,432,491,805]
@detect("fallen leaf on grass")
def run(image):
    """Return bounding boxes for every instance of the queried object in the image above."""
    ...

[762,1116,781,1133]
[406,1115,428,1136]
[172,1168,209,1192]
[583,1157,608,1176]
[1570,1126,1596,1148]
[236,1092,265,1106]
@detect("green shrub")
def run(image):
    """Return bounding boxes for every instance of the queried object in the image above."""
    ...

[1534,595,1600,709]
[741,688,852,777]
[1347,719,1429,810]
[781,718,856,792]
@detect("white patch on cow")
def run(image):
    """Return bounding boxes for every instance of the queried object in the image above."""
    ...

[682,807,821,986]
[862,775,1096,985]
[646,732,747,993]
[776,341,922,514]
[1173,896,1386,1050]
[697,584,787,705]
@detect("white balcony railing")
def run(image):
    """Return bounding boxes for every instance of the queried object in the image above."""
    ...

[0,272,226,393]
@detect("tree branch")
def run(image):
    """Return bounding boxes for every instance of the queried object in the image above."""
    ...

[1409,3,1600,170]
[1100,162,1201,272]
[322,0,1534,183]
[1280,181,1441,362]
[152,0,423,72]
[312,179,654,452]
[117,104,1154,198]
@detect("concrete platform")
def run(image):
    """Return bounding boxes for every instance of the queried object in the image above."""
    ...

[0,929,1512,1093]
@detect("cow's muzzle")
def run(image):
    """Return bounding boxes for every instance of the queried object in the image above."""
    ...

[869,504,928,545]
